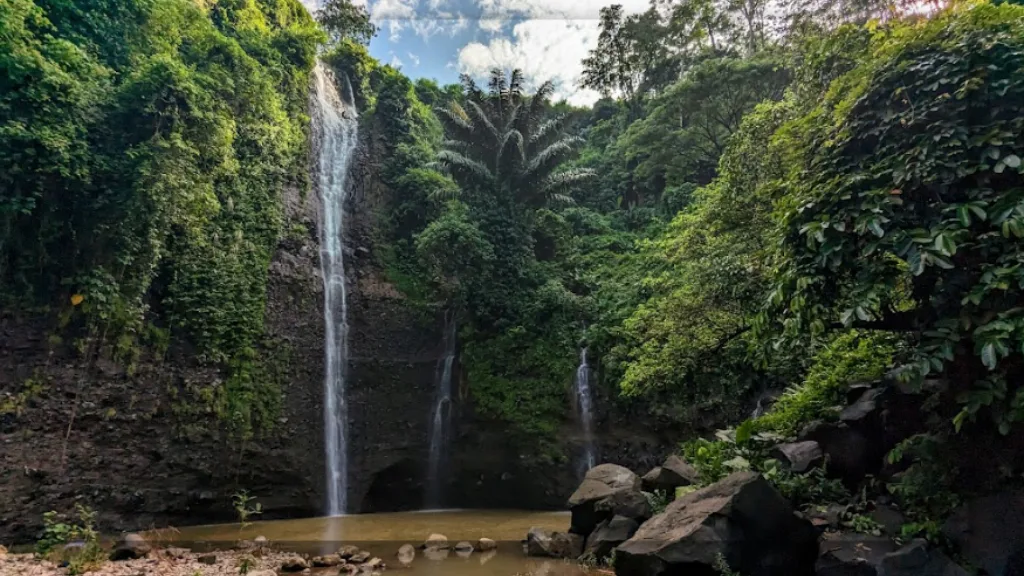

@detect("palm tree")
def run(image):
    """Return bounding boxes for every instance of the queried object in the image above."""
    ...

[434,69,593,208]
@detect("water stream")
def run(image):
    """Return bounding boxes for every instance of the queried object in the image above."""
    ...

[312,61,359,516]
[425,316,457,508]
[573,348,596,475]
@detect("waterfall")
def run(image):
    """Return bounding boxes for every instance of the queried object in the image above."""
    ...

[574,347,596,474]
[312,61,359,517]
[425,316,457,509]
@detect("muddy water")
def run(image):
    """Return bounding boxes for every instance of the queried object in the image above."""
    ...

[171,510,592,576]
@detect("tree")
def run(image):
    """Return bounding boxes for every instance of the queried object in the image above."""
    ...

[765,3,1024,434]
[434,69,593,209]
[316,0,375,45]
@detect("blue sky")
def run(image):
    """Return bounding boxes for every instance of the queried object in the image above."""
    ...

[301,0,651,105]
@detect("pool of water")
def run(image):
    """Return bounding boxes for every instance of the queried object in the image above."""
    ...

[170,509,593,576]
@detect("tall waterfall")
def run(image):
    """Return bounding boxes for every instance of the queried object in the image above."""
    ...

[312,62,359,516]
[425,316,457,509]
[574,348,596,474]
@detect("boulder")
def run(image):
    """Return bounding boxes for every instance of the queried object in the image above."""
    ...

[349,550,371,564]
[397,544,416,565]
[942,490,1024,576]
[423,547,449,561]
[164,547,191,559]
[423,533,450,550]
[338,545,361,559]
[477,538,497,551]
[840,389,883,423]
[867,505,904,537]
[254,536,269,546]
[771,441,823,473]
[526,527,583,559]
[312,554,343,567]
[197,554,218,565]
[568,463,643,536]
[110,533,151,561]
[615,471,818,576]
[815,533,895,576]
[279,555,309,572]
[800,422,881,486]
[584,515,639,560]
[880,540,969,576]
[454,541,474,553]
[363,557,385,570]
[595,489,652,522]
[641,456,699,493]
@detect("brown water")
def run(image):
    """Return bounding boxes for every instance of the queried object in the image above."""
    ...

[171,510,594,576]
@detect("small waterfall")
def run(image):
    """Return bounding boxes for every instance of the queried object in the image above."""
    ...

[425,316,457,509]
[312,61,359,516]
[574,348,596,474]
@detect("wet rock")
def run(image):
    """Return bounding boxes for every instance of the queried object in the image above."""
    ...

[771,441,823,473]
[880,539,969,576]
[942,490,1024,576]
[423,533,449,550]
[363,557,385,570]
[477,538,497,551]
[840,389,883,423]
[615,471,818,576]
[397,544,416,564]
[815,533,895,576]
[526,527,584,559]
[280,554,310,572]
[350,550,371,563]
[254,535,269,546]
[110,533,151,561]
[197,554,218,565]
[584,515,639,560]
[568,463,642,536]
[800,422,881,486]
[641,455,699,493]
[868,504,904,536]
[806,504,848,534]
[338,545,361,559]
[454,541,474,553]
[313,554,344,567]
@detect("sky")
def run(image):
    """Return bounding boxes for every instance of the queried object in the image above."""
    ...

[300,0,652,106]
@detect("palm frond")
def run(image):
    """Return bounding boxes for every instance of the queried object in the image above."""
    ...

[507,69,525,105]
[497,129,525,172]
[465,99,501,144]
[549,193,577,206]
[436,149,495,184]
[528,115,565,146]
[539,169,596,195]
[527,80,555,122]
[522,136,584,181]
[460,73,482,100]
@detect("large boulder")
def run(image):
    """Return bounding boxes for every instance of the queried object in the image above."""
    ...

[771,441,823,473]
[642,456,699,493]
[585,515,639,560]
[526,527,584,559]
[800,422,881,486]
[569,463,643,536]
[615,471,818,576]
[880,540,969,576]
[595,489,652,522]
[942,490,1024,576]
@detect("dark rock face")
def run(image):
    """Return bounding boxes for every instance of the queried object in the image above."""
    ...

[615,471,818,576]
[585,515,639,560]
[880,540,969,576]
[943,490,1024,576]
[642,455,698,493]
[568,464,643,536]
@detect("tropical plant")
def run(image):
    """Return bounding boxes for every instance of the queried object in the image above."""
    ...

[434,69,594,209]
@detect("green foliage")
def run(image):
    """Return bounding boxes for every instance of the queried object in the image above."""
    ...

[764,3,1024,435]
[643,490,671,515]
[36,504,104,574]
[886,433,961,521]
[755,331,898,436]
[1,0,322,436]
[232,490,263,530]
[315,0,375,46]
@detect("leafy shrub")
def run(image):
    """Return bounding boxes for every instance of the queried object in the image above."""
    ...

[36,505,105,574]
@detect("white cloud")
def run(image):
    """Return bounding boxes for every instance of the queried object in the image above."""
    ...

[408,52,422,66]
[457,18,605,105]
[478,18,504,33]
[475,0,648,19]
[390,53,404,67]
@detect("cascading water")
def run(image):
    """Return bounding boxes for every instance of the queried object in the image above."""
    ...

[573,347,597,475]
[312,61,359,517]
[425,316,457,509]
